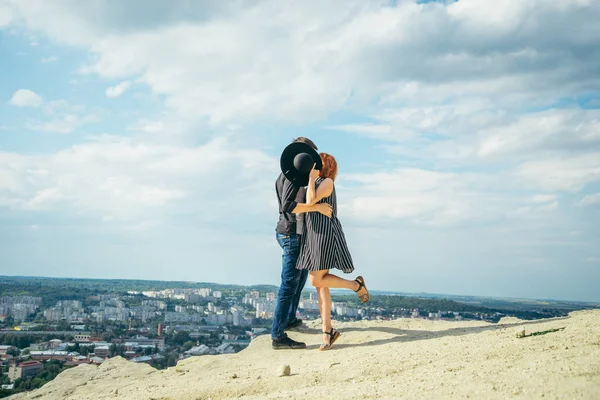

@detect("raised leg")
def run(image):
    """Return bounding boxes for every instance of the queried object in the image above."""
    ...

[310,270,359,291]
[310,270,369,304]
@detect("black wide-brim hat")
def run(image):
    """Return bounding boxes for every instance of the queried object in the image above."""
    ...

[280,142,323,187]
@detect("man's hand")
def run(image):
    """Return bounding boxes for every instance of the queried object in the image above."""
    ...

[309,163,320,181]
[314,203,333,217]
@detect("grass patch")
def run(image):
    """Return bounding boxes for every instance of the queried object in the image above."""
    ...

[516,327,565,338]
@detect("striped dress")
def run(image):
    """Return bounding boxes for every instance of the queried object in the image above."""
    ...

[296,177,355,273]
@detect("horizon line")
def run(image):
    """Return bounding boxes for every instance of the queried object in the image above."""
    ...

[2,274,599,306]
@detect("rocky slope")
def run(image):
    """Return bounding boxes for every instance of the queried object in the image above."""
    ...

[9,309,600,399]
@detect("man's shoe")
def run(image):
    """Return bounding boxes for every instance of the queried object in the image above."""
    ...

[272,336,306,350]
[286,318,303,330]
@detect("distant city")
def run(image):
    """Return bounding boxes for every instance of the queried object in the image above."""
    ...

[0,276,598,398]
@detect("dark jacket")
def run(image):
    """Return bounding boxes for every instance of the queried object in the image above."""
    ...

[275,173,306,235]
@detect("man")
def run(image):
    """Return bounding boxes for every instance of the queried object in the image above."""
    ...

[272,137,332,350]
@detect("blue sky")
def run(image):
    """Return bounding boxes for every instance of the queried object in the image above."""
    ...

[1,0,599,302]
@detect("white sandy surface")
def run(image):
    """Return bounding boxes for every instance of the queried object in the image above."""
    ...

[8,309,600,399]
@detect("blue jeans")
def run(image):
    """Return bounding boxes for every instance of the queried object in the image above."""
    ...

[271,233,309,340]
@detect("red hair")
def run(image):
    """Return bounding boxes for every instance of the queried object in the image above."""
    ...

[319,153,338,181]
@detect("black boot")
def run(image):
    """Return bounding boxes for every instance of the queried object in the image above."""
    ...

[286,318,303,330]
[272,336,306,350]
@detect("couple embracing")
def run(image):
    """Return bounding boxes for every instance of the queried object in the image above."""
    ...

[272,137,370,351]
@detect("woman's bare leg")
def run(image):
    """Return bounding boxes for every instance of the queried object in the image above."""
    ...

[317,286,332,343]
[310,270,360,291]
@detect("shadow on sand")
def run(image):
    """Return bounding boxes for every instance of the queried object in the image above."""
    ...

[301,316,570,350]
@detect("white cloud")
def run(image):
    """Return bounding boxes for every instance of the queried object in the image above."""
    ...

[339,107,600,162]
[3,1,599,221]
[43,99,77,114]
[339,168,512,226]
[20,99,99,134]
[0,2,13,26]
[532,194,557,203]
[339,106,600,197]
[5,0,599,124]
[0,135,276,224]
[28,114,98,134]
[26,187,68,209]
[41,55,57,63]
[9,89,43,107]
[537,201,559,212]
[105,80,132,98]
[128,119,164,133]
[474,110,600,160]
[515,153,600,192]
[579,193,600,207]
[331,162,570,227]
[510,201,560,217]
[331,123,396,141]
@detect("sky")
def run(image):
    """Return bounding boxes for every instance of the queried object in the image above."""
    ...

[0,0,599,302]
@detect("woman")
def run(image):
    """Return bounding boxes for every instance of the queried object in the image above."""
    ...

[295,152,369,351]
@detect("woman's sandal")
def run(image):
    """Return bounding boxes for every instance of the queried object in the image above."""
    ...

[319,328,341,351]
[354,276,370,303]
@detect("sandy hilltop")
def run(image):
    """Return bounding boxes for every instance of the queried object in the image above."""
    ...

[8,309,600,400]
